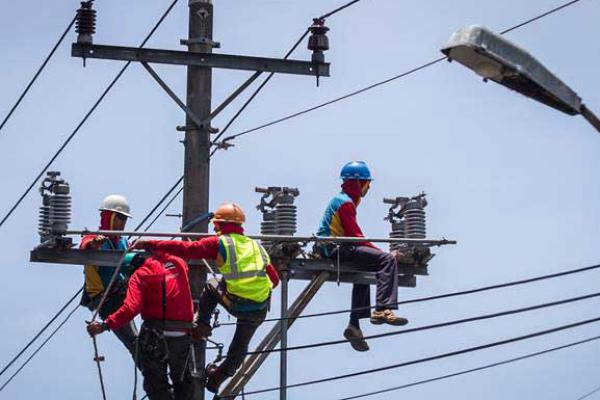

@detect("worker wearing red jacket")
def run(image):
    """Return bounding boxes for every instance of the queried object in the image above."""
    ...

[317,161,409,353]
[134,203,279,394]
[87,251,195,400]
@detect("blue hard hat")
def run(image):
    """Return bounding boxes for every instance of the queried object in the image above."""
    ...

[340,161,373,180]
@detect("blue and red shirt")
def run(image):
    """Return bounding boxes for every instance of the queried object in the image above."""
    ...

[317,181,376,249]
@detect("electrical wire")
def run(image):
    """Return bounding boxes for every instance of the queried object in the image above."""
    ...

[231,315,600,397]
[133,176,184,232]
[0,304,80,392]
[241,290,600,356]
[336,333,600,400]
[209,0,364,156]
[218,263,600,326]
[0,15,77,135]
[576,385,600,400]
[143,185,184,232]
[0,286,83,378]
[218,0,585,146]
[0,0,180,230]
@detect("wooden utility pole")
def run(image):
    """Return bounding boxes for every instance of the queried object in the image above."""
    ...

[184,1,213,398]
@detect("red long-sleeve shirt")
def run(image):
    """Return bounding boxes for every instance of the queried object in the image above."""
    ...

[105,252,194,331]
[143,223,280,287]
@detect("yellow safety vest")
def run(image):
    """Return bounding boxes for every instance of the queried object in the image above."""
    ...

[219,233,272,303]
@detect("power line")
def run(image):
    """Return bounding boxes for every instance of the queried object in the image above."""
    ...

[209,0,364,156]
[337,333,600,400]
[143,184,184,232]
[133,176,184,232]
[0,304,80,392]
[218,263,600,326]
[0,286,83,378]
[241,291,600,356]
[0,15,76,135]
[0,0,180,230]
[233,315,600,397]
[576,385,600,400]
[218,0,585,146]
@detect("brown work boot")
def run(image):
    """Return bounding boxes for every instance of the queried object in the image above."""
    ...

[370,309,409,326]
[205,364,232,394]
[343,325,370,352]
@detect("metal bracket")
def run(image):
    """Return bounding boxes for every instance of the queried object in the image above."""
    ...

[180,37,221,48]
[72,43,330,77]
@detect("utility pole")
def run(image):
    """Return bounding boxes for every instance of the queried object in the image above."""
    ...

[184,1,213,398]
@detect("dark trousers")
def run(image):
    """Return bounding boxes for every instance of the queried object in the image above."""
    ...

[198,279,267,376]
[331,245,399,321]
[140,332,193,400]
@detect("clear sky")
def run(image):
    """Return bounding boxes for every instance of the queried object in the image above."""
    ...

[1,0,600,399]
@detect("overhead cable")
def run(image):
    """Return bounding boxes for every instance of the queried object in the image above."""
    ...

[575,385,600,400]
[0,15,77,135]
[0,287,83,378]
[0,304,80,392]
[209,0,364,156]
[219,263,600,326]
[231,315,600,396]
[219,0,585,146]
[0,0,180,229]
[242,291,600,356]
[336,333,600,400]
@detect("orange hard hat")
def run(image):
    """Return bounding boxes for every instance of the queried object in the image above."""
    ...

[212,203,246,225]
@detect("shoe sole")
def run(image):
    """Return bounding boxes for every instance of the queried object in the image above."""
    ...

[370,318,409,326]
[343,330,370,352]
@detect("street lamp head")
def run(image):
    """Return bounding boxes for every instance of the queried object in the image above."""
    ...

[441,25,582,116]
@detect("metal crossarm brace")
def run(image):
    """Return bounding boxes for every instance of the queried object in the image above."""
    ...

[141,62,206,129]
[72,43,330,77]
[217,271,330,399]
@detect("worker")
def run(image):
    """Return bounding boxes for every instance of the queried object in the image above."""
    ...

[133,203,279,394]
[87,251,195,400]
[79,194,138,359]
[317,161,409,352]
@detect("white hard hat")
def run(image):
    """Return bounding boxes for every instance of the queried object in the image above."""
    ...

[99,194,132,218]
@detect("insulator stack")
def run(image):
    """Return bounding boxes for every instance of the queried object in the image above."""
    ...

[275,202,297,236]
[260,211,277,248]
[76,1,97,45]
[308,18,330,63]
[403,202,426,239]
[389,220,405,252]
[256,186,300,248]
[38,172,72,243]
[384,193,427,251]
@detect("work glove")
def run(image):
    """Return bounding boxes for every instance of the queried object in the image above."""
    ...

[131,239,150,250]
[87,321,108,337]
[88,235,108,250]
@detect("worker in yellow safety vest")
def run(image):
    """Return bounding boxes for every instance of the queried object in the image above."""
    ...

[134,203,280,393]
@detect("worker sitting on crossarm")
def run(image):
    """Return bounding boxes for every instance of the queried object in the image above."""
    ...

[80,194,138,361]
[87,251,195,400]
[317,161,409,352]
[133,203,280,394]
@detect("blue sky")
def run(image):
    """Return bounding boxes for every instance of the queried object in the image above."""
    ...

[1,0,600,399]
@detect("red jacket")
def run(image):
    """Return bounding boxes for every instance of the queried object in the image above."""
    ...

[144,223,280,287]
[105,252,194,331]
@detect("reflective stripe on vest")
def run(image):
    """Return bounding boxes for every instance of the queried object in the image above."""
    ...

[218,233,272,303]
[221,235,267,280]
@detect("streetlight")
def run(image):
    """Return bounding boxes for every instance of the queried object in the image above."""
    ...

[441,25,600,133]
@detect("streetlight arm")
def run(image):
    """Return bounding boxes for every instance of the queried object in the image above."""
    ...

[581,104,600,133]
